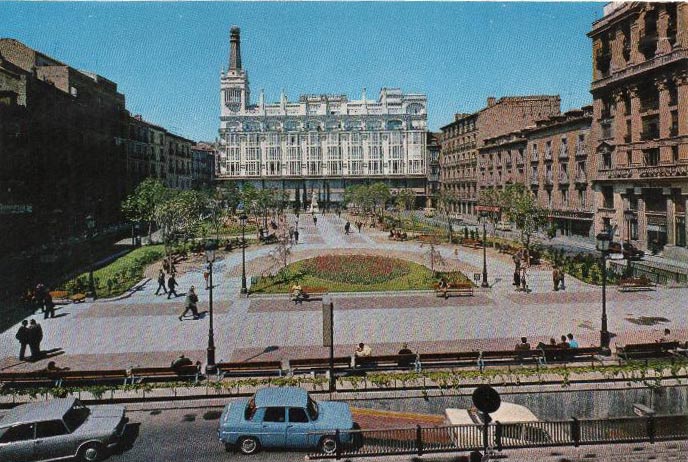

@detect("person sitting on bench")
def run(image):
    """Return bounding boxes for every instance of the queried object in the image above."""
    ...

[438,277,449,299]
[515,337,531,351]
[291,282,303,304]
[171,354,193,373]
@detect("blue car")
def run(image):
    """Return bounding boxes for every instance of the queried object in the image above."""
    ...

[218,387,356,455]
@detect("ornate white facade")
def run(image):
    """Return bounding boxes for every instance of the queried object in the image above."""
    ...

[217,27,427,184]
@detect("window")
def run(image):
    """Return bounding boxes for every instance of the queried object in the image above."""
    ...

[289,408,309,423]
[263,407,286,423]
[643,148,659,166]
[63,401,89,432]
[0,424,35,443]
[602,186,614,209]
[37,420,69,438]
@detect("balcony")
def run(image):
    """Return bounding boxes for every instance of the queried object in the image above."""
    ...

[544,174,553,186]
[575,171,587,184]
[558,173,570,184]
[639,32,658,59]
[558,147,568,159]
[531,154,539,163]
[640,129,660,141]
[591,49,688,90]
[544,149,553,161]
[575,147,588,158]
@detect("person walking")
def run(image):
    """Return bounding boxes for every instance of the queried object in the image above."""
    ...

[179,286,199,320]
[203,264,210,290]
[520,265,528,293]
[27,319,43,361]
[43,292,55,319]
[293,229,299,244]
[344,221,351,235]
[167,273,179,299]
[155,269,167,295]
[357,221,363,233]
[313,215,317,226]
[15,320,29,360]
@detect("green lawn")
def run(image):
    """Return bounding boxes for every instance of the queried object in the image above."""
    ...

[251,255,471,294]
[63,245,166,298]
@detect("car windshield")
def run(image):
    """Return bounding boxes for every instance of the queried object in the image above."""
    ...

[307,396,319,421]
[63,400,90,432]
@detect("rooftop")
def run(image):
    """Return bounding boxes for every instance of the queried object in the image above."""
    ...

[254,386,308,408]
[1,397,75,426]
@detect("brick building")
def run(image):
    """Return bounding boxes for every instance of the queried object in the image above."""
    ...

[440,96,561,218]
[191,143,217,190]
[479,107,595,238]
[589,2,688,257]
[0,38,128,253]
[125,114,167,190]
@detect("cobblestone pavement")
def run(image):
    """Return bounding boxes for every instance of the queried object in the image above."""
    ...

[1,213,687,371]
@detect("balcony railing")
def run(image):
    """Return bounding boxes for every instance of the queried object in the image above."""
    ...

[558,147,568,159]
[558,173,570,184]
[575,171,587,183]
[530,177,539,185]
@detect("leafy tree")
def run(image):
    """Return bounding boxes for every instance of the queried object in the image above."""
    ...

[152,189,205,268]
[369,182,391,220]
[121,178,167,243]
[477,187,503,243]
[501,183,548,250]
[436,188,458,242]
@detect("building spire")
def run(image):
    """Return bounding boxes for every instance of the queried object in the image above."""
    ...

[229,26,242,71]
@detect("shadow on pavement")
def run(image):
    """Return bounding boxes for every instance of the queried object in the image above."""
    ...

[111,422,141,456]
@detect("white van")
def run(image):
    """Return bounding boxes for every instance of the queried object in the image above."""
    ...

[445,402,552,448]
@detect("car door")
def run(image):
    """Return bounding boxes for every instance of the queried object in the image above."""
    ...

[259,407,287,448]
[35,420,76,460]
[285,407,314,449]
[0,423,36,462]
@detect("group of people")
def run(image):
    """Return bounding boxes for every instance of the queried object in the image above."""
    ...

[155,269,179,298]
[388,229,408,240]
[512,249,530,292]
[353,342,417,368]
[288,227,300,244]
[552,265,566,291]
[514,333,580,353]
[15,319,44,361]
[21,283,56,319]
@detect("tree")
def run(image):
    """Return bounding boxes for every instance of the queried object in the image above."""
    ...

[477,187,503,243]
[501,183,548,250]
[369,182,391,220]
[395,188,416,229]
[436,188,457,242]
[121,178,167,243]
[152,189,206,269]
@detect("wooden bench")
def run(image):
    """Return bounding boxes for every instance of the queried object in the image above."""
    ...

[215,360,283,377]
[49,290,69,300]
[355,354,417,370]
[477,349,546,369]
[130,365,202,384]
[0,371,56,389]
[53,369,130,387]
[434,283,474,297]
[418,351,481,370]
[461,239,483,249]
[618,277,656,292]
[540,347,602,364]
[70,293,87,303]
[292,286,328,303]
[616,341,679,361]
[289,356,352,374]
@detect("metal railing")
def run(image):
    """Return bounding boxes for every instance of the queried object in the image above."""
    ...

[308,414,688,459]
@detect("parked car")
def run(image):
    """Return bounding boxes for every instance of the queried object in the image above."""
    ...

[0,397,127,462]
[218,387,357,455]
[496,221,512,232]
[609,242,645,260]
[445,402,552,448]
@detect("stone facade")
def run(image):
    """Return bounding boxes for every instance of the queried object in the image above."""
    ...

[166,132,193,190]
[191,143,217,190]
[440,96,561,218]
[479,107,595,238]
[217,27,428,208]
[0,38,128,253]
[589,2,688,256]
[426,132,441,207]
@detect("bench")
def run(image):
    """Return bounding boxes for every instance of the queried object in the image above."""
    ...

[292,286,328,303]
[477,349,546,370]
[129,365,202,384]
[434,283,474,297]
[618,277,656,292]
[418,351,481,370]
[49,290,69,300]
[70,293,87,303]
[0,371,57,389]
[616,341,679,361]
[52,369,130,387]
[461,239,483,249]
[289,356,352,374]
[354,354,418,370]
[215,360,283,378]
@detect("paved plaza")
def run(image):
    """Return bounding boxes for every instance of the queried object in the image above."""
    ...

[1,213,687,371]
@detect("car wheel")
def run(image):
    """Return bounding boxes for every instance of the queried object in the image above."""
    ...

[238,436,260,455]
[79,442,105,462]
[319,435,338,455]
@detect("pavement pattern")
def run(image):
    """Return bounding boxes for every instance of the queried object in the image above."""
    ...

[1,212,687,372]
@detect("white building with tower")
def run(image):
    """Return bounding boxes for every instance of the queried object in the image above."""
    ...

[218,26,428,208]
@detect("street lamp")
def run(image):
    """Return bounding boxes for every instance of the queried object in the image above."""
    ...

[85,215,97,299]
[596,232,611,355]
[623,210,635,276]
[479,211,490,288]
[240,214,248,294]
[205,241,217,371]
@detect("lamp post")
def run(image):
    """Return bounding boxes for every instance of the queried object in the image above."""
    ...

[240,213,248,294]
[205,241,217,371]
[596,232,611,355]
[480,211,489,288]
[85,215,97,299]
[623,210,635,277]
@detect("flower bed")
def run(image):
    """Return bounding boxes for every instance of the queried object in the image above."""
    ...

[301,255,411,285]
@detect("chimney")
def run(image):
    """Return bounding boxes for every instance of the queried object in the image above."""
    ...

[229,26,242,71]
[487,97,496,107]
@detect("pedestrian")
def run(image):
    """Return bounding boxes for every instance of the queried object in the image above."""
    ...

[155,269,167,295]
[344,221,351,235]
[313,215,317,226]
[559,269,566,291]
[34,283,47,314]
[27,319,43,361]
[289,227,295,244]
[337,209,341,218]
[294,229,299,244]
[357,221,362,233]
[167,273,179,299]
[567,333,579,348]
[15,320,29,360]
[512,254,521,287]
[552,265,560,291]
[179,286,200,320]
[43,292,55,319]
[203,264,210,290]
[520,265,528,292]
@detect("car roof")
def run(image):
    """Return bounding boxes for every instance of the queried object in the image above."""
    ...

[254,387,308,408]
[0,397,76,426]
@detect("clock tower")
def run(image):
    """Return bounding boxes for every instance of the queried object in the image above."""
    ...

[220,26,250,116]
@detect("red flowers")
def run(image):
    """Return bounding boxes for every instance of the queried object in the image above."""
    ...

[301,255,411,285]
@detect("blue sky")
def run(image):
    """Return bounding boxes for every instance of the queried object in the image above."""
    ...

[1,2,603,141]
